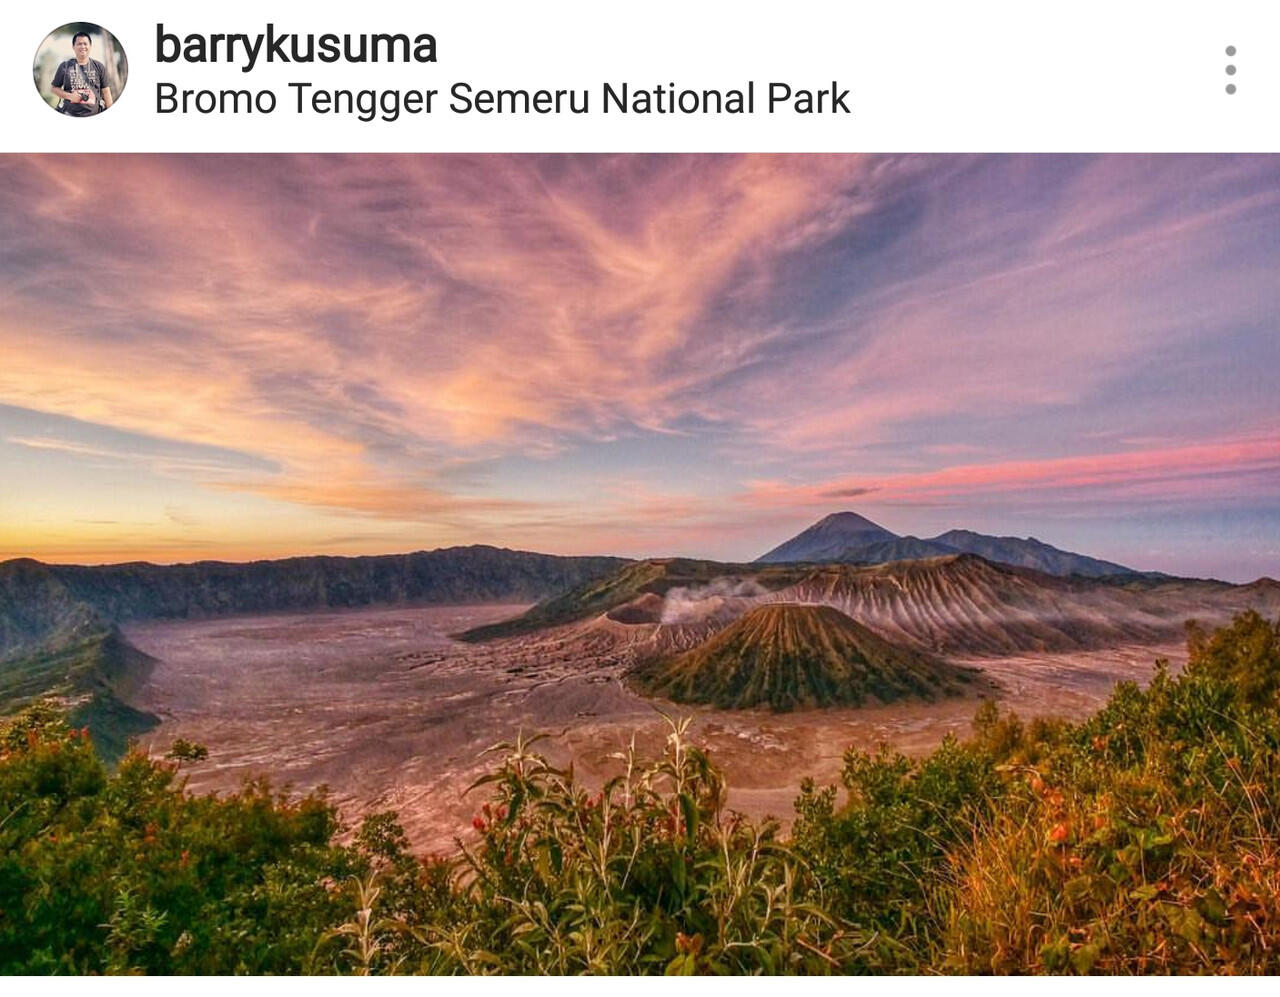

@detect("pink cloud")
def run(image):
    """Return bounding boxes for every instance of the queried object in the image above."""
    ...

[739,432,1280,509]
[0,154,1277,568]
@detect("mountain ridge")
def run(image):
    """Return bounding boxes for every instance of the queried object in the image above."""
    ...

[0,546,632,749]
[462,552,1280,659]
[1,545,631,634]
[757,512,898,564]
[756,511,1141,578]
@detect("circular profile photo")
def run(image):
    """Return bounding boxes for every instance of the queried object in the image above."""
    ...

[33,23,128,117]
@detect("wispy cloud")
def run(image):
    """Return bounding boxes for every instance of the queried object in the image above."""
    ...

[6,435,255,478]
[740,432,1280,509]
[0,154,1277,575]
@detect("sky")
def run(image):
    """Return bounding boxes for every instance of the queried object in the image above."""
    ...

[0,154,1277,581]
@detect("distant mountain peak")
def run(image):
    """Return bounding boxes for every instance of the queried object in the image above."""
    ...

[925,529,1134,577]
[757,513,1138,578]
[816,511,889,528]
[757,511,898,564]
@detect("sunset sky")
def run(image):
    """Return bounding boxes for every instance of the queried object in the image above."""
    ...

[0,154,1277,580]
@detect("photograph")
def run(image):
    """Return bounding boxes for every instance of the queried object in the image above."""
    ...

[0,152,1278,975]
[31,22,127,117]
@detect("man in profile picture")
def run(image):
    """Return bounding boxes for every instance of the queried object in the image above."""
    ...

[50,31,112,115]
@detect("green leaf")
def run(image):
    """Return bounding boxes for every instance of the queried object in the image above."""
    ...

[1071,942,1101,975]
[679,792,698,845]
[1197,889,1228,924]
[506,783,524,826]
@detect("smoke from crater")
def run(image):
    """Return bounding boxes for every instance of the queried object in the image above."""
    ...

[660,578,770,625]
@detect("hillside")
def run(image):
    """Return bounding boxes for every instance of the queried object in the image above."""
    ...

[774,554,1260,655]
[0,558,157,756]
[833,536,959,563]
[756,511,1141,577]
[0,546,628,656]
[0,559,103,660]
[458,558,807,641]
[929,529,1135,577]
[33,546,630,622]
[1,546,628,749]
[632,603,979,711]
[756,512,897,563]
[464,553,1280,659]
[0,620,157,761]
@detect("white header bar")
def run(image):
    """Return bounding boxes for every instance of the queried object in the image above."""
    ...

[4,1,1278,152]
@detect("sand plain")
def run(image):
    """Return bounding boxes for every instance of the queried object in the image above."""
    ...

[127,604,1183,853]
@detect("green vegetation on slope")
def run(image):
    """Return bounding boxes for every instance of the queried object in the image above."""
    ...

[0,611,158,763]
[633,603,980,710]
[457,558,807,642]
[2,610,1279,974]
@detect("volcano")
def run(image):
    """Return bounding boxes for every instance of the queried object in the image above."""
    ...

[756,511,1139,577]
[756,512,898,564]
[632,602,979,711]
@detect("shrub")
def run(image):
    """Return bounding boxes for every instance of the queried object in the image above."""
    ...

[3,611,1279,974]
[405,721,861,974]
[0,702,357,973]
[941,612,1280,973]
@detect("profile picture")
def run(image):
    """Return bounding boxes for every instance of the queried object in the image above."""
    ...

[33,23,127,117]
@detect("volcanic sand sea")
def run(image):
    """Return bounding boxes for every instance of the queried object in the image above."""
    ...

[127,604,1184,854]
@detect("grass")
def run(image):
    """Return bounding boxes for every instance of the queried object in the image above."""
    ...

[0,610,1277,974]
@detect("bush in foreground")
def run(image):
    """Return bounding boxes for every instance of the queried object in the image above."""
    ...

[942,611,1280,973]
[1,611,1277,974]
